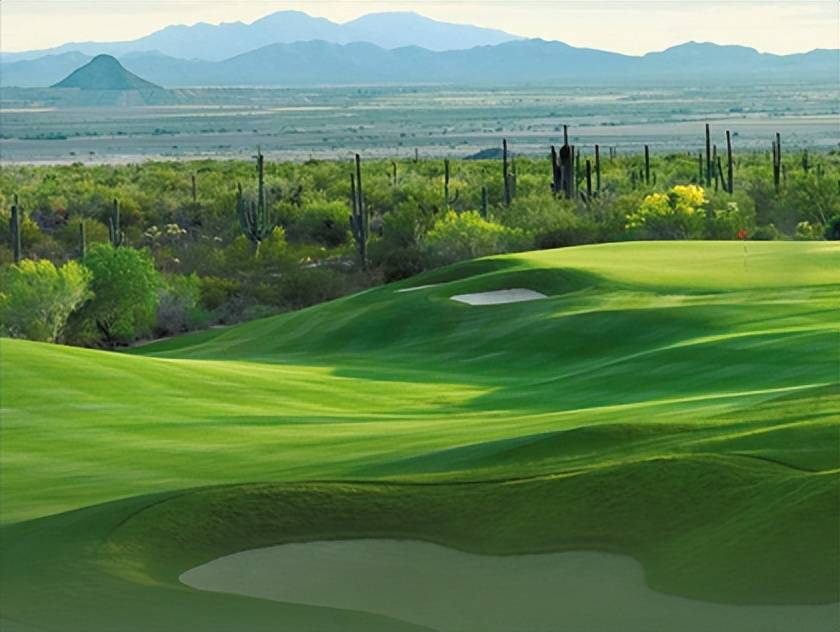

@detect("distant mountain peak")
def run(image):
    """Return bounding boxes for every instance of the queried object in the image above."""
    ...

[51,54,162,90]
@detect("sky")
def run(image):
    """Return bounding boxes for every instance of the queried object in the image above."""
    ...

[1,0,838,55]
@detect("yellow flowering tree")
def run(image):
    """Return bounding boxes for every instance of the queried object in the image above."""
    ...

[626,185,706,239]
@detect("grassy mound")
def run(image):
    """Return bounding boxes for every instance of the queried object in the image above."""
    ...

[1,241,838,630]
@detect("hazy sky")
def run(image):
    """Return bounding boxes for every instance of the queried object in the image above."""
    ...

[2,1,838,55]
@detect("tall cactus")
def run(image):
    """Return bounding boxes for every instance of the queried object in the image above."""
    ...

[79,220,87,259]
[705,123,712,187]
[236,148,274,254]
[644,145,651,185]
[9,194,21,263]
[551,142,575,200]
[502,139,512,207]
[349,153,368,270]
[560,144,574,199]
[725,130,734,194]
[443,159,459,211]
[108,198,125,247]
[772,133,782,193]
[594,144,602,193]
[480,186,489,219]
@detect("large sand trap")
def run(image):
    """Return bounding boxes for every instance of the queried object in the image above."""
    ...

[180,540,839,632]
[395,284,440,293]
[450,288,548,305]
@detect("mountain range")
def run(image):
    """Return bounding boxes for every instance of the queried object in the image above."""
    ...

[3,40,836,89]
[1,10,837,90]
[0,11,519,62]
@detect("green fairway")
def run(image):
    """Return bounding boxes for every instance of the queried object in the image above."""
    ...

[1,241,839,631]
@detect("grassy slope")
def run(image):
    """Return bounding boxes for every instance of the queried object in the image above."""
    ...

[1,241,839,630]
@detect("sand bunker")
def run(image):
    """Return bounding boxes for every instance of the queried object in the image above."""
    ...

[180,540,838,632]
[395,284,440,293]
[451,288,548,305]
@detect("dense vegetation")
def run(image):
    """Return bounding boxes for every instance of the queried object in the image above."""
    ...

[2,144,839,345]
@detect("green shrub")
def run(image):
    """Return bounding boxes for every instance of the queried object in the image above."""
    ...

[626,185,706,239]
[750,224,782,241]
[0,259,91,342]
[825,216,840,240]
[156,273,209,336]
[200,276,241,311]
[425,211,529,265]
[73,244,162,345]
[286,201,349,247]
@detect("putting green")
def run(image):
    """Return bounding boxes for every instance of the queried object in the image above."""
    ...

[1,241,838,631]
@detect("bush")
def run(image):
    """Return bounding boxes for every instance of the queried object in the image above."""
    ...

[286,201,349,247]
[73,244,162,345]
[750,224,782,241]
[425,211,529,265]
[155,273,209,337]
[824,215,840,240]
[0,259,91,342]
[626,185,706,239]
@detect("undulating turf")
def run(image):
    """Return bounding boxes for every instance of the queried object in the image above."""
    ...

[1,241,838,631]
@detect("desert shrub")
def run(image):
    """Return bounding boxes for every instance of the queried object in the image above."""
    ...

[702,191,756,240]
[370,241,429,282]
[73,244,162,345]
[200,276,241,311]
[824,215,840,240]
[794,221,823,241]
[0,259,91,342]
[534,210,600,249]
[155,273,209,336]
[286,201,349,247]
[627,185,706,239]
[425,211,529,265]
[750,224,783,241]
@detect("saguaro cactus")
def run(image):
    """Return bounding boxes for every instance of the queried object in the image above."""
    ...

[644,145,651,185]
[595,144,602,193]
[705,123,713,187]
[772,133,782,193]
[236,148,274,254]
[9,194,21,263]
[725,130,734,194]
[443,159,459,211]
[480,186,489,219]
[584,159,593,201]
[502,139,512,207]
[560,144,575,199]
[79,220,87,259]
[349,153,368,269]
[191,173,197,203]
[108,198,125,247]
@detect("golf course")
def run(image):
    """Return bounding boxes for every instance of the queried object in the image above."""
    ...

[1,240,839,631]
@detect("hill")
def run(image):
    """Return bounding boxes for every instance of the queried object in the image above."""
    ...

[51,53,162,90]
[1,242,838,631]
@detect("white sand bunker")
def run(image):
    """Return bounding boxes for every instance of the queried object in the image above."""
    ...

[395,283,440,293]
[180,540,838,632]
[451,288,547,305]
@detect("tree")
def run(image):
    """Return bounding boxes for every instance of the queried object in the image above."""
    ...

[75,243,161,344]
[0,259,91,342]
